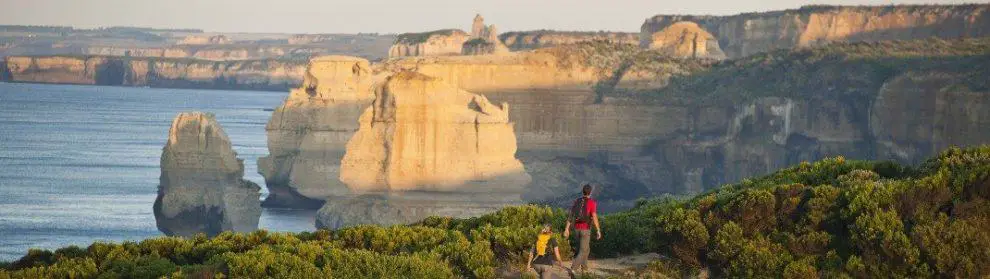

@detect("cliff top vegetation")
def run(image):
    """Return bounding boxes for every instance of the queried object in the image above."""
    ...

[645,38,990,104]
[3,141,985,278]
[645,3,990,21]
[499,30,636,37]
[394,29,467,44]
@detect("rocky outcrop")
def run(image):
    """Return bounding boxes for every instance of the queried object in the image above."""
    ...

[339,71,530,193]
[461,39,510,55]
[258,56,375,209]
[462,15,507,55]
[315,71,530,228]
[388,29,471,57]
[154,112,261,237]
[2,55,306,91]
[641,4,990,58]
[647,22,726,59]
[470,14,499,42]
[499,31,639,51]
[472,14,488,40]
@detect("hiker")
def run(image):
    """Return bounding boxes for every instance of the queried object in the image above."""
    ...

[564,183,601,274]
[527,223,564,279]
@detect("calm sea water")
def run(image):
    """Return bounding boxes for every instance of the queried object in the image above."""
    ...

[0,83,316,261]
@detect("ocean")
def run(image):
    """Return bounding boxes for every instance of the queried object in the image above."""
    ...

[0,83,315,261]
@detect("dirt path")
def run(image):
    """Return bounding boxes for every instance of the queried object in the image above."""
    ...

[516,253,662,278]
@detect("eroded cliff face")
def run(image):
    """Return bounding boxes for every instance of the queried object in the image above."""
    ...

[316,71,530,228]
[377,45,703,208]
[388,29,471,57]
[155,112,261,237]
[499,31,639,51]
[256,39,989,214]
[641,4,990,58]
[647,22,726,59]
[3,55,306,91]
[633,39,990,199]
[374,39,990,211]
[258,56,375,208]
[870,72,990,162]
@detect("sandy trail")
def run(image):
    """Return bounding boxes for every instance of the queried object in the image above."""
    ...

[517,253,662,278]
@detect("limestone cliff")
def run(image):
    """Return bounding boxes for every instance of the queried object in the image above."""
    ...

[647,22,726,59]
[388,29,470,57]
[378,43,706,208]
[375,39,990,211]
[78,39,394,61]
[499,31,639,51]
[258,56,375,208]
[316,71,530,228]
[155,112,261,237]
[3,55,306,91]
[629,38,990,197]
[641,4,990,58]
[339,71,530,193]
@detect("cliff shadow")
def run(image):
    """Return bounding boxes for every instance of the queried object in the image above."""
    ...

[94,59,129,86]
[0,60,14,82]
[0,58,11,82]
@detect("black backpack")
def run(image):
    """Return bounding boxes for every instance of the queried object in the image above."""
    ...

[570,197,591,223]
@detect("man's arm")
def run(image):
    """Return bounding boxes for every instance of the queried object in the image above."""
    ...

[563,220,572,237]
[593,212,602,240]
[553,247,563,267]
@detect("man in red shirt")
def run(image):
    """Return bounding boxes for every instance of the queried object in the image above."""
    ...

[564,184,601,274]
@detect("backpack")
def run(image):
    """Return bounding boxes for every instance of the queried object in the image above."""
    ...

[570,197,591,223]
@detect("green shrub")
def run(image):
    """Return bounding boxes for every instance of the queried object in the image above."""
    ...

[656,208,708,266]
[4,146,989,278]
[218,247,323,279]
[319,249,455,279]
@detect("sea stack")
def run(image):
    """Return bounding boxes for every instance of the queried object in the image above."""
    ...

[258,56,375,208]
[317,71,531,229]
[154,112,261,237]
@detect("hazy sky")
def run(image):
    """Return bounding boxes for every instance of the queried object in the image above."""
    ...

[0,0,978,34]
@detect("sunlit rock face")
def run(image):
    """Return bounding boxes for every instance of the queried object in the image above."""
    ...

[317,71,530,228]
[641,4,990,58]
[647,21,726,59]
[340,71,530,193]
[154,112,261,237]
[258,56,374,209]
[388,29,471,57]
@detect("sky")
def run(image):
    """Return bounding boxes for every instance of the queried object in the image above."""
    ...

[0,0,979,34]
